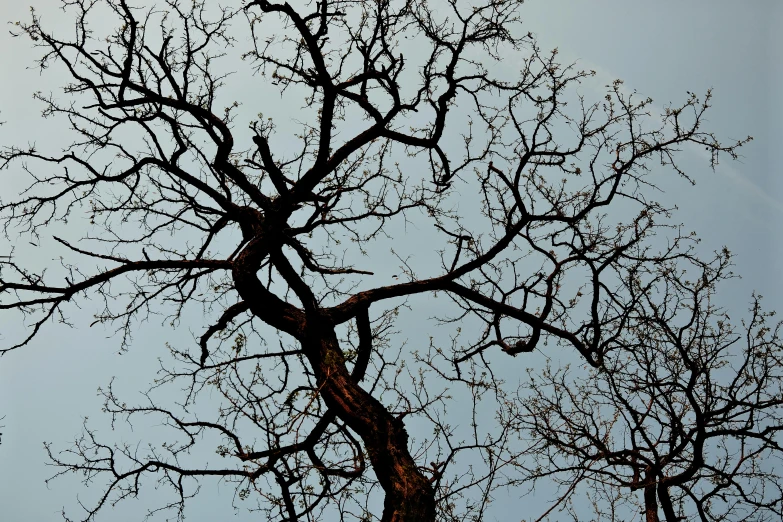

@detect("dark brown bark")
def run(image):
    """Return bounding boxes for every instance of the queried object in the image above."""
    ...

[234,240,434,520]
[644,482,660,522]
[304,319,435,522]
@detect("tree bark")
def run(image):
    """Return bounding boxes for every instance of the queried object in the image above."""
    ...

[644,481,660,522]
[233,241,434,520]
[304,320,436,522]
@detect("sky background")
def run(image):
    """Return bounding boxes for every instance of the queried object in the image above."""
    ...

[1,1,781,520]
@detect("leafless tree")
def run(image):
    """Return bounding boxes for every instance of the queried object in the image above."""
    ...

[516,252,783,521]
[1,1,773,521]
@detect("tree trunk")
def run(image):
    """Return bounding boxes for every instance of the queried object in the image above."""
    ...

[644,482,660,522]
[234,249,435,521]
[305,323,436,522]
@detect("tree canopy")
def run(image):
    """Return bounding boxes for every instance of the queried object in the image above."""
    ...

[1,1,780,521]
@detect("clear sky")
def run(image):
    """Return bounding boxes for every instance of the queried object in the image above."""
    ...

[1,1,781,520]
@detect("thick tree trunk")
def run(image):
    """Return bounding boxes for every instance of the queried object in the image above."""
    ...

[644,482,660,522]
[234,246,435,521]
[305,323,436,522]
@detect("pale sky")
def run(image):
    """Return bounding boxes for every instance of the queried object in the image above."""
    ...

[1,1,781,520]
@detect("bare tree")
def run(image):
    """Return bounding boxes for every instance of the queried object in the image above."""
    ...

[516,253,783,521]
[0,1,773,521]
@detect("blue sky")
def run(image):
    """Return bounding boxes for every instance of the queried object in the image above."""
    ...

[1,1,781,520]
